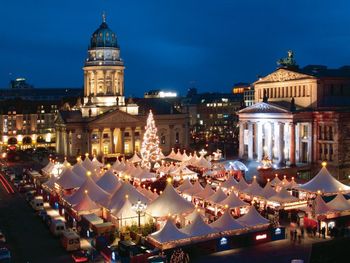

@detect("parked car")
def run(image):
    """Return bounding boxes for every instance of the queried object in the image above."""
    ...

[71,250,89,263]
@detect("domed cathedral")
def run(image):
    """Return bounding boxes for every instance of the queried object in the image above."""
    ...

[55,14,189,159]
[82,14,128,117]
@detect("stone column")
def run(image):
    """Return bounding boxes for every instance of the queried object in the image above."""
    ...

[98,128,103,155]
[289,122,296,166]
[110,128,115,154]
[313,121,318,162]
[307,122,312,163]
[66,130,71,157]
[247,122,253,160]
[238,121,245,158]
[276,122,284,164]
[295,123,300,163]
[120,128,125,154]
[55,127,60,154]
[131,127,136,153]
[327,144,331,161]
[266,122,273,159]
[94,71,98,95]
[84,72,88,97]
[257,122,263,161]
[112,70,116,95]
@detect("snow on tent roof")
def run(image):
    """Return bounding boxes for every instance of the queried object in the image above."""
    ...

[235,177,249,191]
[236,207,270,227]
[242,177,263,197]
[195,183,215,199]
[180,212,216,237]
[207,188,227,204]
[96,169,121,194]
[314,195,333,215]
[149,219,189,244]
[73,192,100,212]
[221,176,238,190]
[108,181,149,211]
[56,168,85,190]
[298,166,350,195]
[210,211,245,232]
[66,177,110,206]
[327,193,350,211]
[146,183,194,217]
[176,178,193,192]
[182,181,204,196]
[269,187,299,204]
[260,181,277,199]
[219,192,248,208]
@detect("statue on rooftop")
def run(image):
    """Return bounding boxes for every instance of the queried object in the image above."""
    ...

[277,50,298,68]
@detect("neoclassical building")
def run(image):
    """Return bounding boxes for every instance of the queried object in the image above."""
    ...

[238,54,350,178]
[55,16,189,158]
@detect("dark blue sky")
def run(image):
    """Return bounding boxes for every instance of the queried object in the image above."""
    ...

[1,0,350,96]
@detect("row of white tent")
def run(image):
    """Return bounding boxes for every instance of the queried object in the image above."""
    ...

[148,205,270,248]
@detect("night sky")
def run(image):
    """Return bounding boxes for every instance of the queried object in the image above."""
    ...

[1,0,350,96]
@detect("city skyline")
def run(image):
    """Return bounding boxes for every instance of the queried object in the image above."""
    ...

[2,0,350,96]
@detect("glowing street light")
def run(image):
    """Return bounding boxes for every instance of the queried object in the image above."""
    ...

[132,199,147,234]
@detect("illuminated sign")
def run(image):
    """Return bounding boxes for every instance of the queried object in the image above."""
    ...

[275,228,281,235]
[220,237,228,245]
[159,91,177,98]
[255,234,267,240]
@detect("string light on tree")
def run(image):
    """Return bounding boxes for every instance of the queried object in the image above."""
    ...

[141,110,161,169]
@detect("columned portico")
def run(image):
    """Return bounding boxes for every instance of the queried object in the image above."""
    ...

[238,102,313,166]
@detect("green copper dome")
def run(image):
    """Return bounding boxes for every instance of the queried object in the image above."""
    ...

[90,19,118,49]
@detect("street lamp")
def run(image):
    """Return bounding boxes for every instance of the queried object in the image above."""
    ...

[132,199,147,234]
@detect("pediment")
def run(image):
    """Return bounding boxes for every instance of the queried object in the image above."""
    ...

[238,102,290,114]
[89,109,141,126]
[256,68,315,83]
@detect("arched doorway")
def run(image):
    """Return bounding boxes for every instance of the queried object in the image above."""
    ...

[22,136,32,145]
[8,137,17,145]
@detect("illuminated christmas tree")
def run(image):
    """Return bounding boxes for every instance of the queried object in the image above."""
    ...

[141,110,161,169]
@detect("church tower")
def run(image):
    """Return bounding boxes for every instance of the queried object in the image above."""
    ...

[82,14,125,116]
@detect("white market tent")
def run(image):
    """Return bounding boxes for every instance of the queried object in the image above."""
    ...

[219,192,248,209]
[82,156,96,173]
[210,211,245,233]
[96,169,121,194]
[327,194,350,211]
[185,209,205,223]
[176,178,193,192]
[42,161,54,175]
[193,156,211,169]
[285,177,299,189]
[62,158,71,167]
[111,197,138,219]
[72,192,101,214]
[220,176,238,191]
[182,181,204,196]
[269,187,299,204]
[270,175,282,187]
[92,156,104,169]
[72,161,89,180]
[314,195,334,215]
[107,181,149,211]
[207,188,227,204]
[180,213,216,237]
[236,207,270,228]
[149,219,189,245]
[55,168,85,190]
[195,184,215,199]
[166,148,178,160]
[235,177,249,192]
[133,169,157,182]
[66,177,110,206]
[242,177,263,197]
[297,166,350,195]
[228,161,248,172]
[129,153,142,163]
[170,166,198,181]
[146,183,195,217]
[42,174,57,191]
[138,187,159,201]
[260,181,277,199]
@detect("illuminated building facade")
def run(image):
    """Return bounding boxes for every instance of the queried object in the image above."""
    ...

[55,16,189,157]
[238,56,350,178]
[0,101,58,149]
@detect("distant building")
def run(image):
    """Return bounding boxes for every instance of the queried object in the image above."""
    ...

[10,78,33,89]
[243,86,255,107]
[238,51,350,179]
[144,90,178,98]
[181,91,243,154]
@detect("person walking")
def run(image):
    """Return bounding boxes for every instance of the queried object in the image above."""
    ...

[321,226,326,239]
